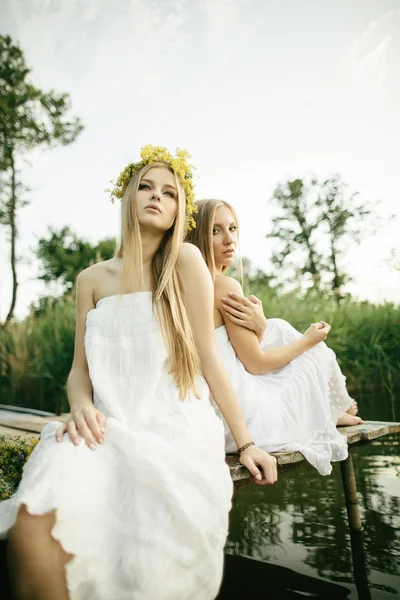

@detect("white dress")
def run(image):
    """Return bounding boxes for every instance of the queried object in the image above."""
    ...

[0,293,233,600]
[214,318,352,475]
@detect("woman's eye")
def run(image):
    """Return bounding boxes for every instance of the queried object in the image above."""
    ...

[213,228,219,235]
[139,184,151,190]
[164,191,175,198]
[230,226,237,232]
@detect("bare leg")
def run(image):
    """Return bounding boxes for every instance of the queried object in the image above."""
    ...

[8,504,73,600]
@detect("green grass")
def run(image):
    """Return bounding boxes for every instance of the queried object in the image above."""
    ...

[0,289,399,413]
[250,284,400,395]
[0,296,75,414]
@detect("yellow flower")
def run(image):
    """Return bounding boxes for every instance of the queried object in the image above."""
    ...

[26,439,39,458]
[106,145,197,231]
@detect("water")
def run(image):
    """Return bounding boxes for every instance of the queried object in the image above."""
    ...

[218,390,400,599]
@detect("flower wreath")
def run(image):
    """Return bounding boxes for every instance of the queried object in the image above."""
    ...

[107,144,197,231]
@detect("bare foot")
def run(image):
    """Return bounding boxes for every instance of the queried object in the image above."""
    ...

[337,413,363,427]
[346,399,358,416]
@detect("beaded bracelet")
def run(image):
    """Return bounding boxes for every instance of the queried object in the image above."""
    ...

[237,441,255,455]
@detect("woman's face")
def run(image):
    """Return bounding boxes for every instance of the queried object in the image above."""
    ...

[135,167,178,232]
[212,205,238,270]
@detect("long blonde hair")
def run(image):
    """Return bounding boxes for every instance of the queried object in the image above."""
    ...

[186,199,241,281]
[116,162,199,399]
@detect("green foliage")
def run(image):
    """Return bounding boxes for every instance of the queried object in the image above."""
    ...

[0,436,39,500]
[255,286,400,394]
[0,34,84,322]
[268,178,323,289]
[268,175,376,297]
[0,35,84,166]
[36,226,116,292]
[0,295,76,414]
[315,175,371,295]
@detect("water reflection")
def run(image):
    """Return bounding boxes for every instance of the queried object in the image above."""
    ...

[218,554,352,599]
[223,433,400,599]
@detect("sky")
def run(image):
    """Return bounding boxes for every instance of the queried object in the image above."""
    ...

[0,0,399,320]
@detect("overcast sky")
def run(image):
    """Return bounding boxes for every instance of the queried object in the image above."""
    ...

[1,0,399,320]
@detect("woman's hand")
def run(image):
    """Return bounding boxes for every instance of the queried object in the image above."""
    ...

[56,404,106,450]
[239,445,278,485]
[221,292,267,341]
[303,321,331,348]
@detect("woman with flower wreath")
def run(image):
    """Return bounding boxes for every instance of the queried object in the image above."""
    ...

[0,147,277,600]
[187,199,362,477]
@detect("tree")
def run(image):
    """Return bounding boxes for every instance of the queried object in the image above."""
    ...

[0,35,84,322]
[36,226,116,294]
[267,175,375,298]
[387,248,400,276]
[315,175,371,296]
[267,179,324,292]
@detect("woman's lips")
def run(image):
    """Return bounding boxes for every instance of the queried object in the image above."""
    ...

[145,204,161,213]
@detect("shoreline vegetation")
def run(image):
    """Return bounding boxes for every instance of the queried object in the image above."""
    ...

[0,436,39,500]
[0,290,399,415]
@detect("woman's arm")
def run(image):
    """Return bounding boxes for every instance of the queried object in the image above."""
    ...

[216,277,329,375]
[221,292,267,342]
[56,268,106,449]
[179,243,277,485]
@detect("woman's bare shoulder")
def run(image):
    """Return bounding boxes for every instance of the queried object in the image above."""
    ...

[77,260,110,282]
[215,275,243,297]
[178,243,214,295]
[77,258,120,297]
[178,242,203,263]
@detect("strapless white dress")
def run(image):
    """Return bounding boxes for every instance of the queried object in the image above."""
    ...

[0,293,233,600]
[214,318,352,475]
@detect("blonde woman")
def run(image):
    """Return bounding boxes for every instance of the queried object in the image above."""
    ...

[0,148,277,600]
[187,199,362,477]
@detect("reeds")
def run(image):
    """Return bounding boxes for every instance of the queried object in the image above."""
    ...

[0,290,398,413]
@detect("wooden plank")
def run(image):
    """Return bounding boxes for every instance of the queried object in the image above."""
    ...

[227,421,400,482]
[0,414,68,435]
[338,420,400,441]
